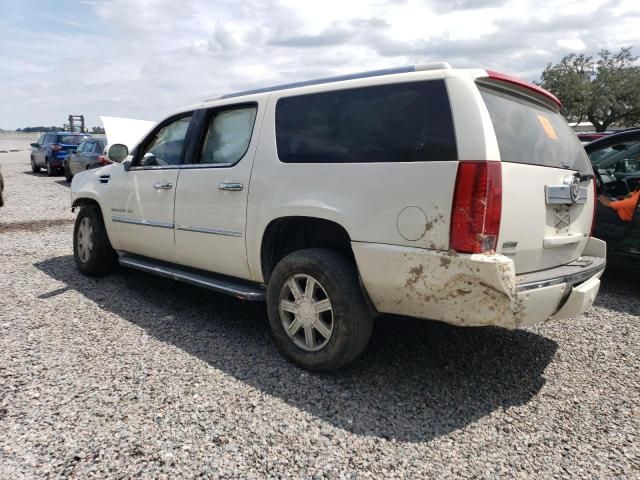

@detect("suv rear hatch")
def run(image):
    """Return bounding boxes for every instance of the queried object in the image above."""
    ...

[56,135,89,154]
[477,76,595,274]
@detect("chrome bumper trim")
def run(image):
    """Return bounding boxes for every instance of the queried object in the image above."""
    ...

[516,256,606,292]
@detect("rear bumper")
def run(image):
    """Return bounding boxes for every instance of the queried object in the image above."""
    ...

[353,238,606,329]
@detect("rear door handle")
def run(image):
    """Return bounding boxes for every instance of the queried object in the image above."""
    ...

[153,182,173,190]
[218,182,243,191]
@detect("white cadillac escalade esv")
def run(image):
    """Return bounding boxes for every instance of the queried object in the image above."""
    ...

[70,63,606,370]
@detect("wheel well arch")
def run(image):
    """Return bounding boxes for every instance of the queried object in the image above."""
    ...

[260,216,354,282]
[71,197,101,214]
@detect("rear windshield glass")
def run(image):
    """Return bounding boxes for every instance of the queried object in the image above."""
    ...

[275,80,457,163]
[479,85,589,171]
[57,135,90,145]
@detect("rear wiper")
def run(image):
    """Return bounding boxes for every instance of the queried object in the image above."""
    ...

[576,172,595,181]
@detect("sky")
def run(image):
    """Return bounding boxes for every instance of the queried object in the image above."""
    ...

[0,0,639,130]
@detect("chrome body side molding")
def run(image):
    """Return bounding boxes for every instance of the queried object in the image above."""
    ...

[111,216,174,229]
[175,224,243,237]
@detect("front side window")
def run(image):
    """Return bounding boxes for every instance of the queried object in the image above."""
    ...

[138,115,192,166]
[275,80,457,163]
[76,140,87,153]
[199,106,257,165]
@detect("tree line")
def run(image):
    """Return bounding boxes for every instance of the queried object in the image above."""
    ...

[538,47,640,132]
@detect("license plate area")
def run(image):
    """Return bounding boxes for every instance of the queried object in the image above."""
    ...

[552,206,570,234]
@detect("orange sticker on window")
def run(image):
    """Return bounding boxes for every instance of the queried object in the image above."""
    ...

[537,114,558,140]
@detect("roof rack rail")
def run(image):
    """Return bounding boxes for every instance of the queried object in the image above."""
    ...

[207,62,452,101]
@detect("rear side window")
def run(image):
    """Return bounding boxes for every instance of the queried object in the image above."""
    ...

[200,106,257,165]
[479,85,589,171]
[275,80,457,163]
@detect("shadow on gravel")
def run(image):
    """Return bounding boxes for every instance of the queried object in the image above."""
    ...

[35,255,558,443]
[0,218,73,233]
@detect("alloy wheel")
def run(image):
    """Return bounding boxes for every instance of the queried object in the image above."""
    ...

[279,274,334,351]
[77,217,93,264]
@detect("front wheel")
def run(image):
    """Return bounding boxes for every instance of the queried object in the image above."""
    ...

[31,157,40,173]
[266,248,373,371]
[73,206,118,276]
[64,163,73,183]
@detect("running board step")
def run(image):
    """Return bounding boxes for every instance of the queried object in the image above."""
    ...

[118,254,265,301]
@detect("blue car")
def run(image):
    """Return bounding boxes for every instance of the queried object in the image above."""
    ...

[30,132,91,176]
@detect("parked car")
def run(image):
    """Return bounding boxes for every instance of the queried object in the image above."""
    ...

[577,132,610,145]
[30,132,91,176]
[70,64,605,370]
[586,128,640,268]
[64,138,108,182]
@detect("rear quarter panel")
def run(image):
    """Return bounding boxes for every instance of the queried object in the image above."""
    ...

[245,72,487,282]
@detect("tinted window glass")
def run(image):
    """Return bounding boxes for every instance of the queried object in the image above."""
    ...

[95,139,107,150]
[199,106,257,165]
[275,80,457,163]
[76,140,87,153]
[57,135,89,145]
[138,115,192,166]
[591,141,640,170]
[479,86,590,171]
[589,140,640,166]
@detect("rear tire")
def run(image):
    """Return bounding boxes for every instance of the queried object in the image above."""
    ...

[31,157,40,173]
[73,206,118,277]
[266,248,373,371]
[46,158,55,177]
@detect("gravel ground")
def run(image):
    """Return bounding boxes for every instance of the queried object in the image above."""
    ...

[1,151,639,479]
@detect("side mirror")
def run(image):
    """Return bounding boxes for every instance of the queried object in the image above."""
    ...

[107,143,129,163]
[30,143,39,148]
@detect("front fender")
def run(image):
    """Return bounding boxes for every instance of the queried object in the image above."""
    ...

[70,163,118,212]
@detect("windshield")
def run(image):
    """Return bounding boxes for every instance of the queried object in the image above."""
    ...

[591,141,640,169]
[57,135,90,145]
[479,85,590,172]
[589,140,640,166]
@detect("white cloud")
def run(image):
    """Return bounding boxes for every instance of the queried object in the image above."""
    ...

[0,0,638,129]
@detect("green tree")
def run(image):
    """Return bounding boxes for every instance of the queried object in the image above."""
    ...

[539,47,640,132]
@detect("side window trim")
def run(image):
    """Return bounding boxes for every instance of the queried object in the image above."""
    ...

[185,102,259,169]
[130,112,195,170]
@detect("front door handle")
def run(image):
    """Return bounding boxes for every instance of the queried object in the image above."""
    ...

[218,182,243,191]
[153,182,173,190]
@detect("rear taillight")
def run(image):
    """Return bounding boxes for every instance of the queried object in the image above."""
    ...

[450,161,502,254]
[51,144,61,151]
[98,155,111,165]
